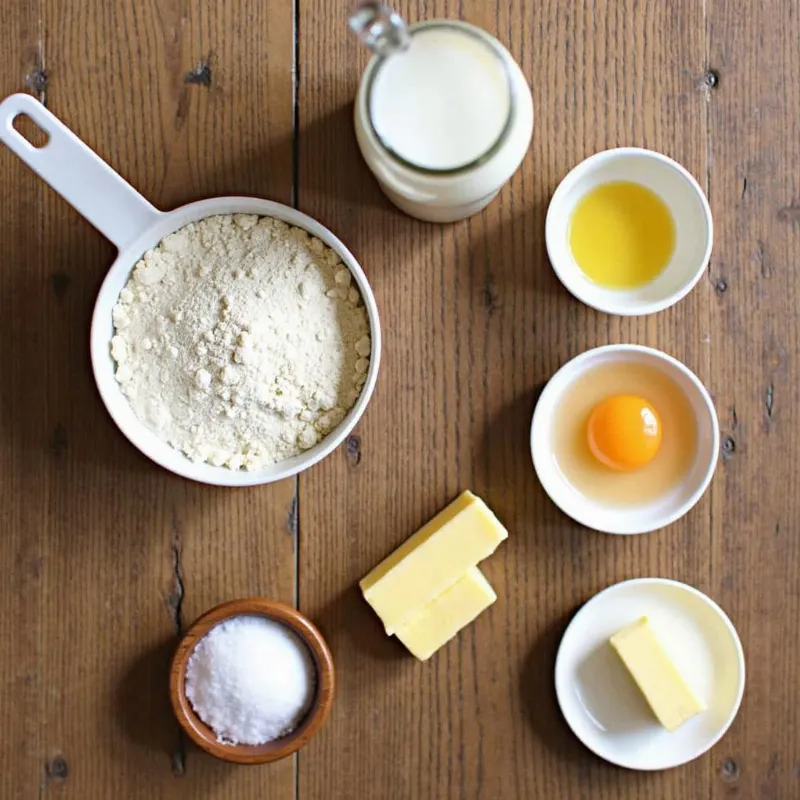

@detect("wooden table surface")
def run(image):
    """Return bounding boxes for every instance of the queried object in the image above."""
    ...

[2,1,799,798]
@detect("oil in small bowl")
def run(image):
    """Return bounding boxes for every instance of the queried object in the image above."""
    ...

[568,181,676,289]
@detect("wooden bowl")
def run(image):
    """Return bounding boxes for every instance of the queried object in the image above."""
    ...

[169,598,335,764]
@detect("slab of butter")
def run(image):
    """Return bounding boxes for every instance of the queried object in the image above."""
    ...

[360,490,507,634]
[610,616,706,731]
[395,566,497,661]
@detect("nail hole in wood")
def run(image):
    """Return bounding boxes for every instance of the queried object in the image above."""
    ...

[345,434,361,466]
[699,69,720,91]
[46,756,69,781]
[184,58,212,87]
[721,758,739,780]
[25,68,48,95]
[765,383,774,418]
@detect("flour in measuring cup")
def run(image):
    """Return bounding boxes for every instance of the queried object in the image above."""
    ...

[110,214,371,470]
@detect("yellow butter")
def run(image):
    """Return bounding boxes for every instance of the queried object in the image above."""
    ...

[396,566,497,661]
[610,616,706,731]
[360,491,507,634]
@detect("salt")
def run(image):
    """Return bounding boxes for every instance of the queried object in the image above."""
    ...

[185,615,316,745]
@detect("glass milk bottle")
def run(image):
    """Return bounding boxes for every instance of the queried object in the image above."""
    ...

[350,4,534,223]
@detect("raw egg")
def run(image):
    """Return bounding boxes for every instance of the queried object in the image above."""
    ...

[587,395,662,471]
[551,362,697,507]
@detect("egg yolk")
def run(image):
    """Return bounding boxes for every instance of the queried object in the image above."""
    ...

[586,395,662,471]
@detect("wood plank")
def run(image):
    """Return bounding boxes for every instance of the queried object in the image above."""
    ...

[707,1,800,797]
[297,1,712,798]
[0,0,296,796]
[1,0,796,797]
[0,1,48,797]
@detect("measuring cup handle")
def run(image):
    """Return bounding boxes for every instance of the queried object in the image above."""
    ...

[0,93,163,251]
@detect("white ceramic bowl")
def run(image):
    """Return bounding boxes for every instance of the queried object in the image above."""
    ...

[0,93,381,488]
[531,345,719,534]
[90,198,382,487]
[545,148,713,315]
[555,578,745,770]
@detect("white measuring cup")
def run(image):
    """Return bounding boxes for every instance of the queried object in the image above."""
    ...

[0,93,382,486]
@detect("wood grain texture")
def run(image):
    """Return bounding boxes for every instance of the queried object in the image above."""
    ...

[1,0,799,797]
[707,2,800,797]
[296,1,717,799]
[0,2,48,797]
[0,1,296,797]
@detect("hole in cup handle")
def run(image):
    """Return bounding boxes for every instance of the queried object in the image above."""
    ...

[10,112,50,149]
[1,94,58,153]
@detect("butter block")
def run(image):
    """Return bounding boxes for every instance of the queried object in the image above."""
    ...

[360,491,507,634]
[395,566,497,661]
[610,616,706,731]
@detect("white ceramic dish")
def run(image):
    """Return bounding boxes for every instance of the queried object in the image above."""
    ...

[555,578,745,771]
[545,147,713,315]
[0,93,381,486]
[531,345,719,534]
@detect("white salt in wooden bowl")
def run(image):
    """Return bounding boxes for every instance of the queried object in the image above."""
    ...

[170,598,335,764]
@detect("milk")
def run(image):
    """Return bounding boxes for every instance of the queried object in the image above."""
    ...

[353,19,534,223]
[369,28,512,171]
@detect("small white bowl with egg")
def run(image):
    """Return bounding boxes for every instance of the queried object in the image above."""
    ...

[531,345,719,535]
[545,148,713,316]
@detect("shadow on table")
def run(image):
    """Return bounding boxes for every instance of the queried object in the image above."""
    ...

[476,381,577,546]
[192,100,391,216]
[519,606,587,763]
[0,216,159,481]
[480,199,569,301]
[116,637,179,757]
[295,104,388,212]
[315,583,406,663]
[479,382,545,474]
[115,636,238,783]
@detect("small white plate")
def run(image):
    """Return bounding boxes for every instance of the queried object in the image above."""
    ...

[555,578,745,771]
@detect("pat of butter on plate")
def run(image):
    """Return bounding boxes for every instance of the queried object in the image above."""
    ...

[360,490,507,635]
[610,616,706,731]
[395,566,497,661]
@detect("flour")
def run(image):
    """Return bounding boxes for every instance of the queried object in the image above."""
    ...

[110,214,371,470]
